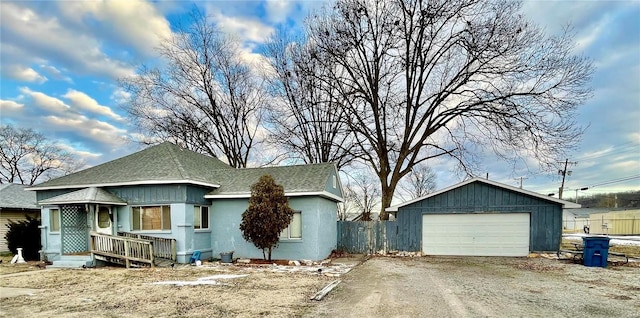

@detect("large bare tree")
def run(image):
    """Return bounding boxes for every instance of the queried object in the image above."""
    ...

[265,33,357,170]
[396,163,437,201]
[120,10,264,168]
[0,125,82,185]
[306,0,593,219]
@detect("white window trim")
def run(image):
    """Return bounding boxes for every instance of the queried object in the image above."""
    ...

[50,208,61,233]
[280,211,302,241]
[131,205,172,232]
[194,205,210,231]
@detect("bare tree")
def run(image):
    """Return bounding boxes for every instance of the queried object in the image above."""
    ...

[0,125,82,185]
[306,0,593,219]
[397,163,437,201]
[264,33,357,170]
[343,170,381,221]
[120,9,264,168]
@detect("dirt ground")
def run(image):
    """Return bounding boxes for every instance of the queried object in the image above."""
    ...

[1,242,638,317]
[308,256,640,318]
[0,262,335,318]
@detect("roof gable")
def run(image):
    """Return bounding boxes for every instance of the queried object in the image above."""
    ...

[0,183,38,209]
[29,142,232,190]
[388,177,581,211]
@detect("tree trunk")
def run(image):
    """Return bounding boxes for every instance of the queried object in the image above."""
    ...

[379,182,396,221]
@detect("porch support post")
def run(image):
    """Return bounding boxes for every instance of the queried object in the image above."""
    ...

[124,240,130,268]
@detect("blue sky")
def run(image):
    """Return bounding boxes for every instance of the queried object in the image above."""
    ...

[0,0,638,200]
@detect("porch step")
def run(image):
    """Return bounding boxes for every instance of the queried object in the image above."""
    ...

[48,256,93,268]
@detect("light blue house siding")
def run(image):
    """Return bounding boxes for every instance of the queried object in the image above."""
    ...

[40,206,61,261]
[211,196,337,261]
[395,181,564,252]
[39,184,338,263]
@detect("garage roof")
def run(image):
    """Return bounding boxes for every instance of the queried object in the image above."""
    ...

[387,177,581,212]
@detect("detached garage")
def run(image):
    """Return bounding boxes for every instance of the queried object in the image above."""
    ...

[387,178,580,256]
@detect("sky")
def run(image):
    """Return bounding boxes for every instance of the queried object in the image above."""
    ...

[0,0,639,201]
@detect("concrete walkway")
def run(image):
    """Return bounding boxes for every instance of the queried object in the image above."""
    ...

[0,268,58,298]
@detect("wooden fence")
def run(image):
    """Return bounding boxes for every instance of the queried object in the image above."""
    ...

[337,221,399,253]
[118,232,177,261]
[90,233,154,268]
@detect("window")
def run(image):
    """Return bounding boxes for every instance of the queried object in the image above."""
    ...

[280,211,302,240]
[332,175,337,188]
[194,206,209,230]
[50,208,60,232]
[97,207,110,229]
[132,206,171,231]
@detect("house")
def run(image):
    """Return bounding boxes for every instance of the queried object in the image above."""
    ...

[0,183,40,253]
[387,178,580,257]
[28,142,343,267]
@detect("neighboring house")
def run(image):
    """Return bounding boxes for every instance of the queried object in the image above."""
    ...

[387,178,580,257]
[0,183,40,252]
[28,142,343,267]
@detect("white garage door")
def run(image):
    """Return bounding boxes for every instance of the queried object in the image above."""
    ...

[422,213,530,257]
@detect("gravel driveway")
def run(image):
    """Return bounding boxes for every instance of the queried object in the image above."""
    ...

[307,256,640,318]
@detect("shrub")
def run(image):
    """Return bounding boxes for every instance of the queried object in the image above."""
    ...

[5,215,41,260]
[240,175,294,261]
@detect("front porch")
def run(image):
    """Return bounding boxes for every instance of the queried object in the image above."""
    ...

[49,232,176,268]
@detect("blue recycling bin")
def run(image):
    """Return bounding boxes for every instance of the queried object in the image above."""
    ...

[189,250,201,263]
[582,236,610,267]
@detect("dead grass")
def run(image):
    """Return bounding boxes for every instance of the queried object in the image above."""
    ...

[0,254,44,275]
[0,264,334,317]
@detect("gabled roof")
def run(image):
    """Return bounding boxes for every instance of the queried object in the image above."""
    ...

[39,187,127,206]
[387,177,581,212]
[28,142,232,190]
[205,163,343,202]
[0,183,38,210]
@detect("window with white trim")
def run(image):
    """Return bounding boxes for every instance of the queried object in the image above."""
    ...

[132,205,171,231]
[50,208,60,232]
[280,211,302,240]
[194,206,209,229]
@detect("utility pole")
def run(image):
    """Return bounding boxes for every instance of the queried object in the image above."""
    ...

[558,159,577,200]
[515,176,528,189]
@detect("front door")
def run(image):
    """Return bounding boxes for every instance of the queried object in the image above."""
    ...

[95,206,113,235]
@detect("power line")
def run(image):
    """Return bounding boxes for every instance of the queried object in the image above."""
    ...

[586,175,640,188]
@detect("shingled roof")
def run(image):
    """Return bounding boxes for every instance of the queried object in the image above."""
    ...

[0,183,38,210]
[29,142,232,190]
[28,143,342,201]
[38,187,127,206]
[205,163,339,198]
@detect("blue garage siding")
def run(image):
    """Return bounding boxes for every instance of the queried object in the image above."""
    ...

[396,181,563,252]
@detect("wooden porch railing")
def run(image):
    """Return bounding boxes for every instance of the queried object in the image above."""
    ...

[118,232,177,261]
[90,232,155,268]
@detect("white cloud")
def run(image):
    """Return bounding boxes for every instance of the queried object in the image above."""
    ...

[55,0,172,58]
[210,10,275,43]
[2,65,47,83]
[0,99,25,113]
[63,89,124,121]
[19,87,71,115]
[39,64,73,83]
[110,87,131,105]
[43,115,128,149]
[0,2,135,80]
[265,0,295,23]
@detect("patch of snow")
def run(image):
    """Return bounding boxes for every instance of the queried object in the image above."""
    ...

[197,274,248,281]
[563,234,640,246]
[151,273,248,286]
